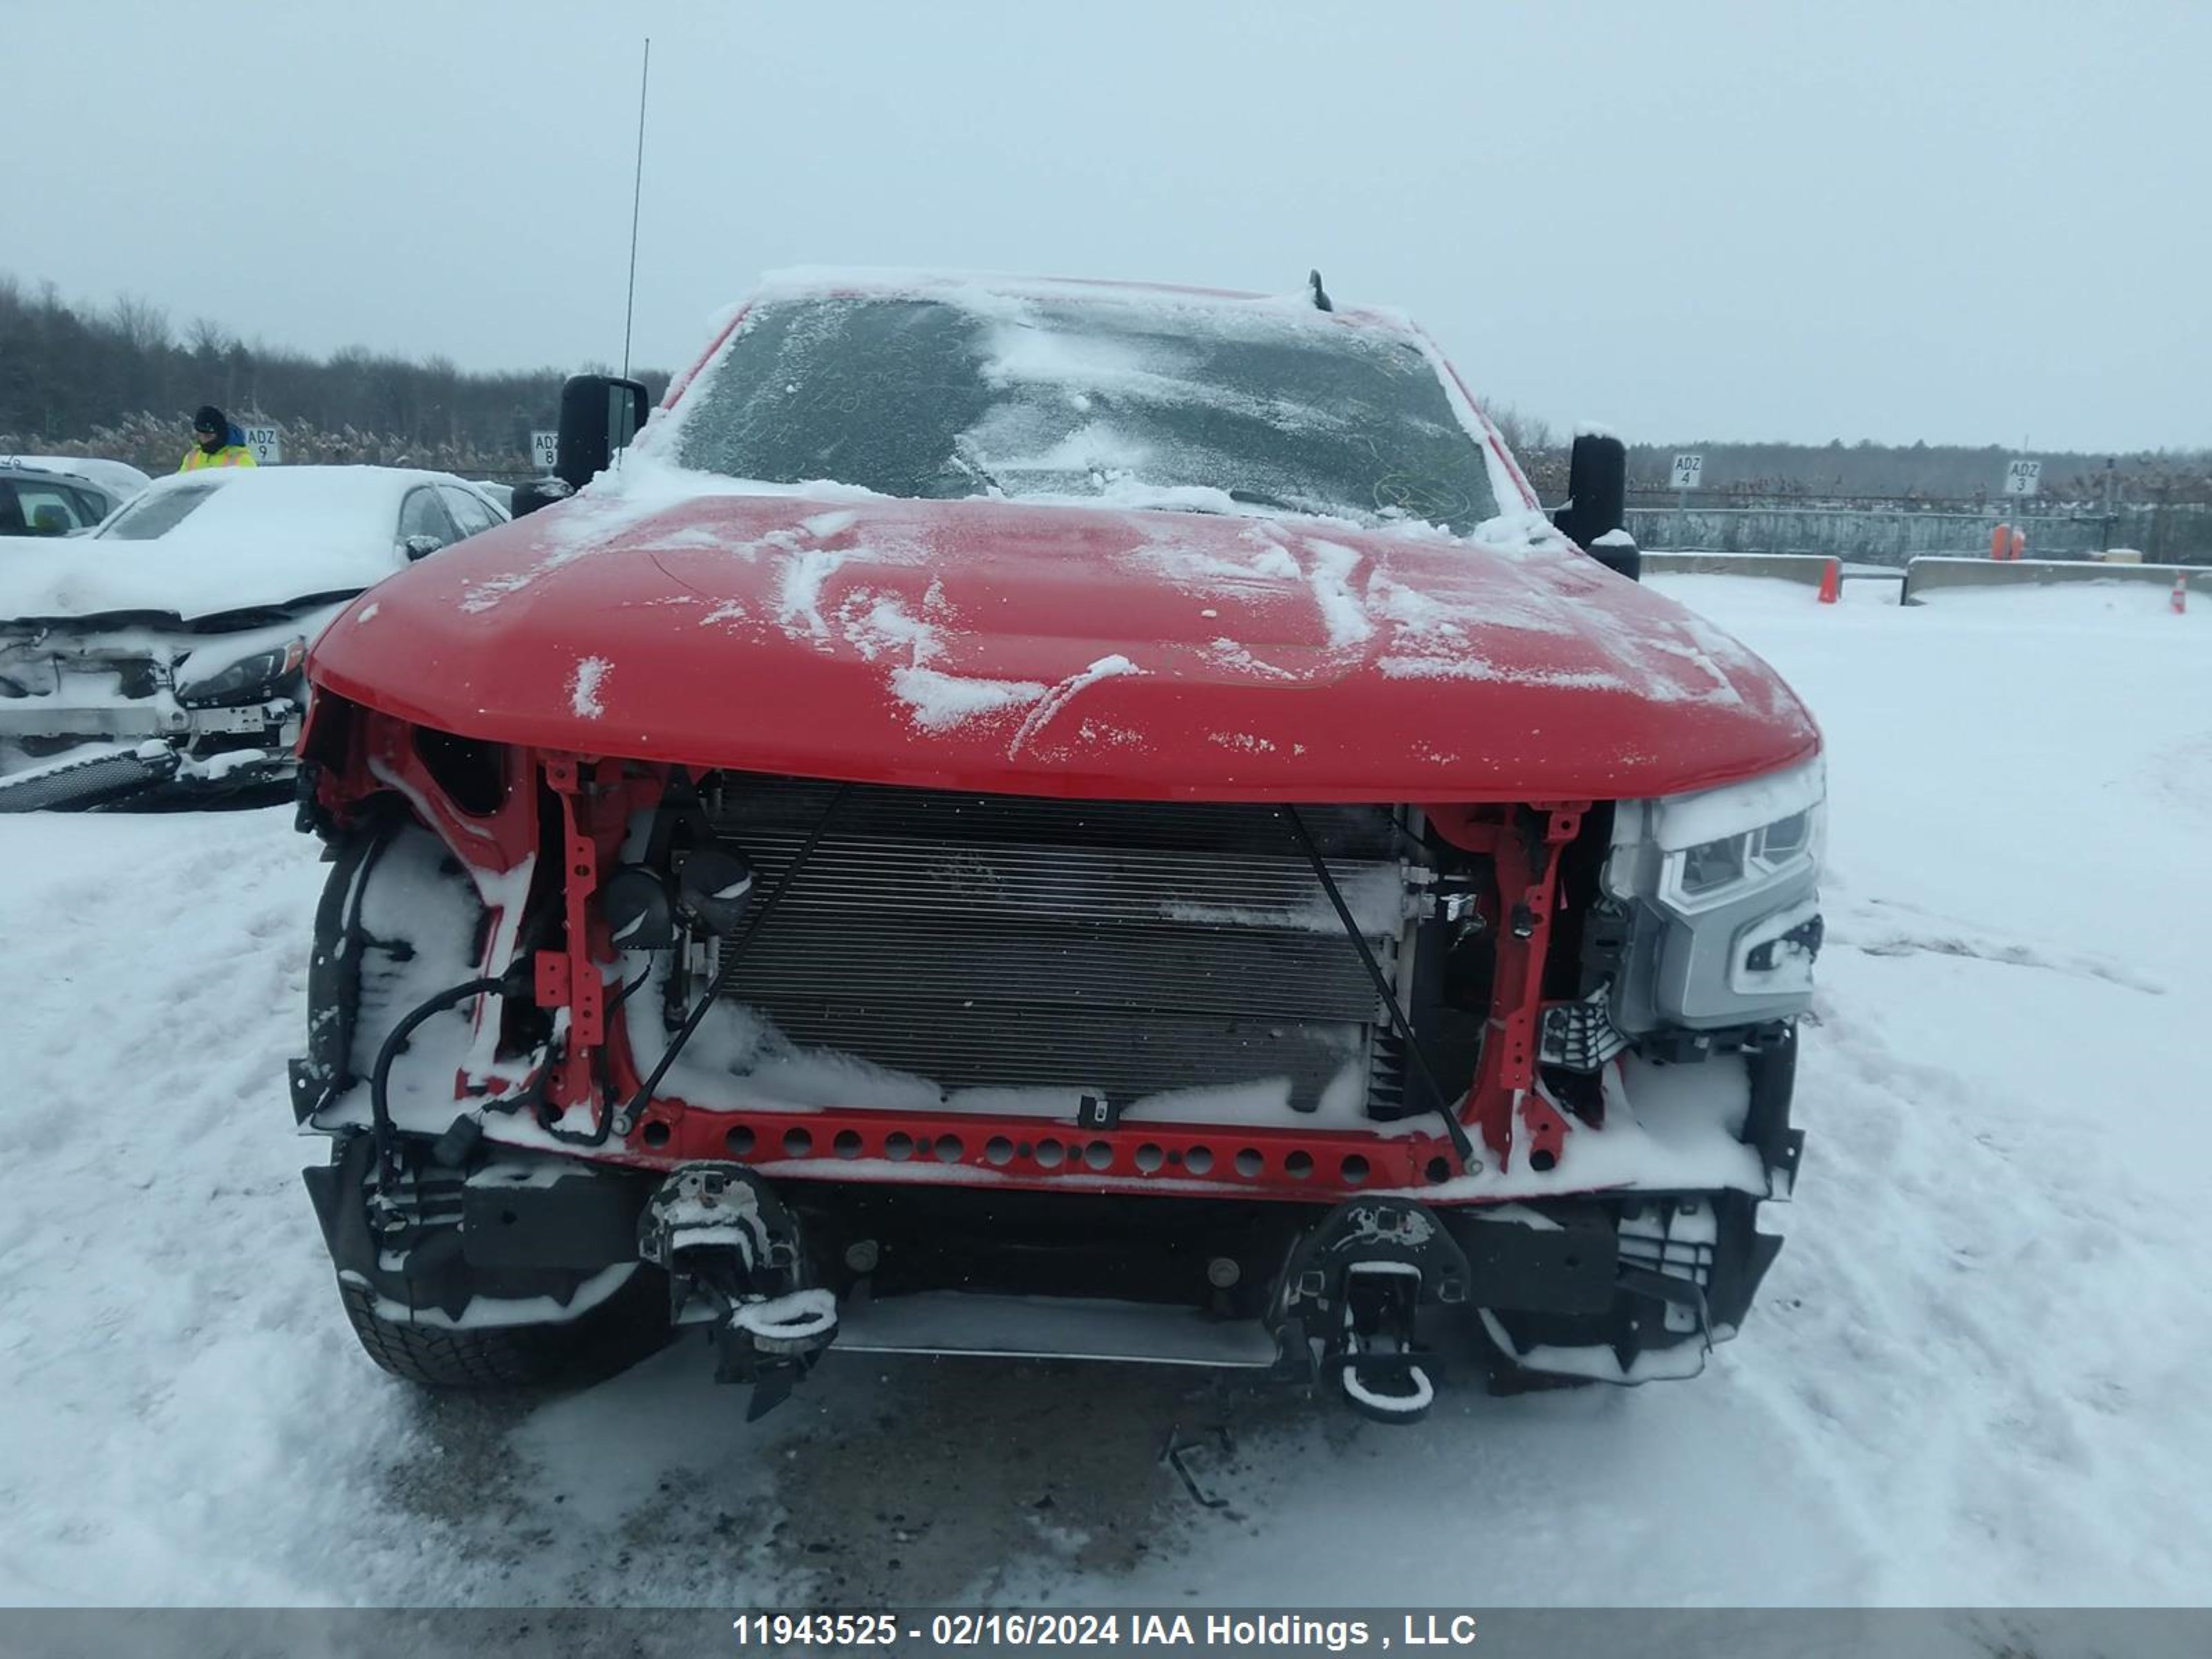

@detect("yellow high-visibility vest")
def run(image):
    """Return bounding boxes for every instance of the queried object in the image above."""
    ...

[179,444,259,472]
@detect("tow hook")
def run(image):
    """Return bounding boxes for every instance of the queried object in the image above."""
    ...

[1333,1262,1434,1421]
[1275,1199,1470,1425]
[639,1162,836,1419]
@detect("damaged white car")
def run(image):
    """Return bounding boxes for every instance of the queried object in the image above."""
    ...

[0,465,507,810]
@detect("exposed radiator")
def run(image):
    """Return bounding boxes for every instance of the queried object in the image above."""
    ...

[702,777,1419,1114]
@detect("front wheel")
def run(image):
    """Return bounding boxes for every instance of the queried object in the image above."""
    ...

[335,1267,668,1389]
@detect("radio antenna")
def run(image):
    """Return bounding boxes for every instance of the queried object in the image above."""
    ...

[621,37,651,379]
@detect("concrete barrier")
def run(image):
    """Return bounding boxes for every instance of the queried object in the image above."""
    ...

[1625,501,2212,564]
[1640,552,1833,585]
[1640,552,1905,595]
[1901,557,2212,606]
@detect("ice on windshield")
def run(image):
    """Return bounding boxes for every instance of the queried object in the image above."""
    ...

[671,294,1501,534]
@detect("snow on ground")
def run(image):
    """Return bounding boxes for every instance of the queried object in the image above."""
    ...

[0,574,2206,1613]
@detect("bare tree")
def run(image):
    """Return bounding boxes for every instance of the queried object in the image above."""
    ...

[108,294,171,354]
[185,316,232,361]
[1485,402,1557,456]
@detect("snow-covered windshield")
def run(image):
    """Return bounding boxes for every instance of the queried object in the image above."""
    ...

[673,296,1501,534]
[101,480,223,539]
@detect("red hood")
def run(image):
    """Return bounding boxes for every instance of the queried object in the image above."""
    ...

[309,489,1817,802]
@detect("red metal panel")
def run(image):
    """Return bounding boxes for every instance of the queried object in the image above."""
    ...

[308,494,1817,806]
[563,1101,1468,1203]
[1466,806,1582,1164]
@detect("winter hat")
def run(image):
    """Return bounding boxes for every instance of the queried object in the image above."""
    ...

[194,405,228,438]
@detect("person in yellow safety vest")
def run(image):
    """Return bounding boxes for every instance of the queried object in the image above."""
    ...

[178,405,259,471]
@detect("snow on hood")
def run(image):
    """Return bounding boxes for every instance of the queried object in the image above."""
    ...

[310,474,1821,803]
[0,466,465,623]
[301,275,1813,799]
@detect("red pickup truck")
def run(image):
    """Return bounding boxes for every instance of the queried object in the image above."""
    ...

[291,270,1819,1421]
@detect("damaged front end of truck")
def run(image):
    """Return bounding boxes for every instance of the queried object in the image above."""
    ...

[288,272,1820,1422]
[291,714,1815,1421]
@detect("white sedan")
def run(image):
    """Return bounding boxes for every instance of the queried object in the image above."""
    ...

[3,454,156,511]
[0,466,507,809]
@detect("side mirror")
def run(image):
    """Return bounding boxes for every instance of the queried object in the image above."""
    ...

[401,534,442,561]
[1553,431,1628,550]
[556,373,651,491]
[508,477,575,520]
[1586,529,1642,582]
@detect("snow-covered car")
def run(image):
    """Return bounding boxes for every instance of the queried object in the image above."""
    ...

[3,454,154,509]
[0,465,507,810]
[0,459,124,538]
[291,272,1820,1420]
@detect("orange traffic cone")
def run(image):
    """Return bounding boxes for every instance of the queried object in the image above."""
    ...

[1990,523,2009,561]
[2011,525,2027,561]
[1817,558,1841,604]
[2174,572,2188,615]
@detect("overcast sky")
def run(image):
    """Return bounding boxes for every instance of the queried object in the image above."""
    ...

[18,0,2208,451]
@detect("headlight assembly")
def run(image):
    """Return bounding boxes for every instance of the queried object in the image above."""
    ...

[1602,758,1828,1031]
[175,637,308,708]
[1649,761,1825,916]
[1678,833,1749,897]
[1760,809,1812,859]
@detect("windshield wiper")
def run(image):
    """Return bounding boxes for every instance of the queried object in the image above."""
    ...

[1085,482,1313,518]
[944,441,1006,499]
[1225,487,1307,515]
[1136,486,1311,517]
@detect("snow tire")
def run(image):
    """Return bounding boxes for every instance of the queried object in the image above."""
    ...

[336,1269,669,1390]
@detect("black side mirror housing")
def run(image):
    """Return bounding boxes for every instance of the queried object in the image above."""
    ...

[1553,431,1628,547]
[556,374,652,491]
[401,534,442,561]
[1552,431,1637,580]
[508,477,575,520]
[1585,529,1642,581]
